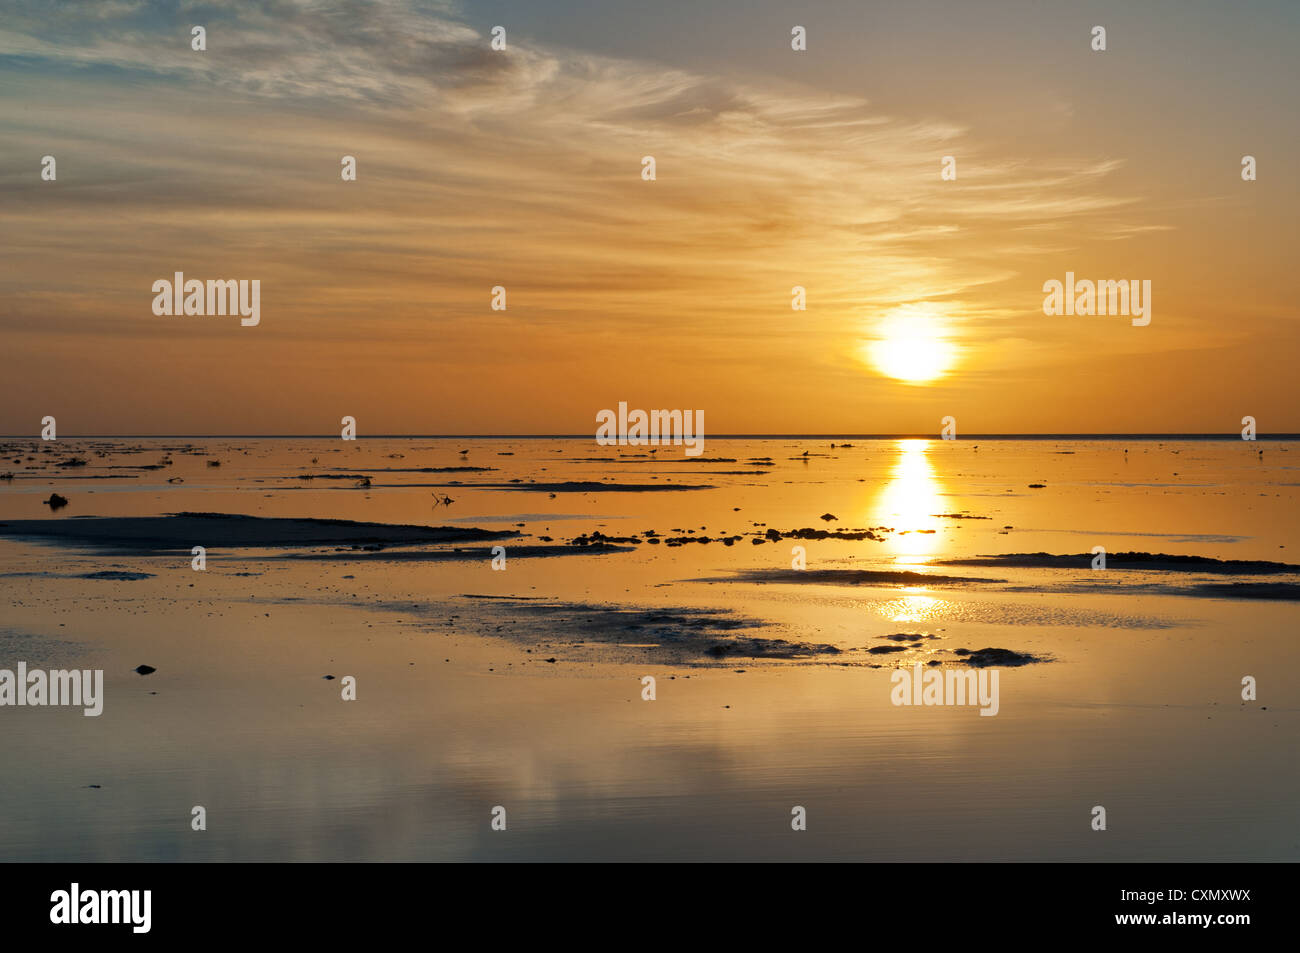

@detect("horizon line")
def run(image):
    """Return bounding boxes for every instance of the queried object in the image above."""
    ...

[3,433,1297,440]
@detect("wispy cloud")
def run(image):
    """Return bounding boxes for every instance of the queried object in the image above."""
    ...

[1,0,1229,432]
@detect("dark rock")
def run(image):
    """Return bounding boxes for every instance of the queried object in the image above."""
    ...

[956,647,1045,667]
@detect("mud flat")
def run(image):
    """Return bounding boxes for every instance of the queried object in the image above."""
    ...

[0,512,517,554]
[277,542,634,562]
[417,481,715,492]
[710,568,1005,587]
[455,599,845,663]
[1185,581,1300,601]
[935,551,1300,574]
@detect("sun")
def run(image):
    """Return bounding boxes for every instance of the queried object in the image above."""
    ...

[863,304,957,383]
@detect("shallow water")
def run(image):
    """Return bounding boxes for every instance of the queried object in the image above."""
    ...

[0,437,1296,860]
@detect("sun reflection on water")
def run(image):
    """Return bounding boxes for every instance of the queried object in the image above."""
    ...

[878,593,945,624]
[872,439,945,566]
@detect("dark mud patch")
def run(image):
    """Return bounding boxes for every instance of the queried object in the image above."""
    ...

[567,457,737,464]
[294,467,495,476]
[713,568,1004,587]
[1002,579,1300,603]
[277,543,634,562]
[0,513,517,554]
[3,474,139,481]
[415,481,715,493]
[755,527,887,542]
[700,637,838,660]
[1185,582,1300,601]
[952,647,1049,667]
[936,552,1300,575]
[458,600,843,663]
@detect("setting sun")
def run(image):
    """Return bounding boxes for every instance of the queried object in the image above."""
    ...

[865,305,957,383]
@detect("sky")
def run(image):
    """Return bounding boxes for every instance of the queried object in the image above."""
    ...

[1,0,1297,435]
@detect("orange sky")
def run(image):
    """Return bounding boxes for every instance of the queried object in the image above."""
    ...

[2,1,1297,434]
